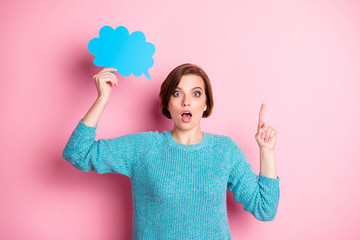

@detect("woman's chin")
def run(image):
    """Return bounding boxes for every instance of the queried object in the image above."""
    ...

[174,119,200,130]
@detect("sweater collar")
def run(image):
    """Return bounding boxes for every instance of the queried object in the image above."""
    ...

[164,130,209,150]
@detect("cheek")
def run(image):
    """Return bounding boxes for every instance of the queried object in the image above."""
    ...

[167,100,175,110]
[194,101,206,115]
[196,97,207,107]
[169,98,182,108]
[167,101,179,115]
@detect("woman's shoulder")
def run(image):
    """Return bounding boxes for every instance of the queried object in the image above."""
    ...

[205,132,233,143]
[127,129,168,143]
[203,132,237,150]
[140,130,168,137]
[123,130,164,140]
[110,130,167,151]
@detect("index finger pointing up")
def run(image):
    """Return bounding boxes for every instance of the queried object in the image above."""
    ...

[258,103,266,129]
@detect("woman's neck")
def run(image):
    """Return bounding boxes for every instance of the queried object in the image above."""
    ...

[171,126,204,145]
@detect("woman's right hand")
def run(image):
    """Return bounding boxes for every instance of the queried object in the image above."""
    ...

[93,67,119,101]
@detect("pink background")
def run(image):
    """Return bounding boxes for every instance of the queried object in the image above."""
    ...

[1,0,360,239]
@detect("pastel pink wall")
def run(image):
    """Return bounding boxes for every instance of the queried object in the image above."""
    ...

[1,0,359,239]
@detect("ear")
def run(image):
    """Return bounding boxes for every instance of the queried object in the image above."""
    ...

[204,105,207,112]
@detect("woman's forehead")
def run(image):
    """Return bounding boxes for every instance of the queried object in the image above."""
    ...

[177,74,204,89]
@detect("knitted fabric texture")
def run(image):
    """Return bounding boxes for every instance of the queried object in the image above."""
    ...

[62,119,280,239]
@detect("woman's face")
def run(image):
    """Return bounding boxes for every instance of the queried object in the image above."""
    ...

[167,74,207,131]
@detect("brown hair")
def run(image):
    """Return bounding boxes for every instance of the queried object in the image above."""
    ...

[159,63,214,119]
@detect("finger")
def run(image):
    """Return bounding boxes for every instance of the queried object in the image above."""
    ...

[96,73,118,86]
[107,73,118,86]
[262,131,268,141]
[108,78,116,87]
[108,73,119,86]
[258,103,266,129]
[96,72,117,78]
[260,125,268,140]
[265,128,272,141]
[269,129,276,140]
[94,72,110,80]
[100,77,116,87]
[259,123,268,133]
[265,129,276,142]
[259,123,268,134]
[99,67,118,74]
[107,72,119,86]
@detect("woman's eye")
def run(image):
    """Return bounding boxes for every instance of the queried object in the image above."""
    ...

[173,91,201,97]
[193,91,201,97]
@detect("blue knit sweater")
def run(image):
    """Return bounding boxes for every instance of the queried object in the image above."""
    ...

[62,119,280,239]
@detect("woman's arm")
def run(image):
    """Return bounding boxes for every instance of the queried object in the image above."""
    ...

[62,67,152,177]
[227,104,280,221]
[62,119,154,178]
[260,149,277,179]
[226,139,280,221]
[82,97,109,127]
[82,67,118,127]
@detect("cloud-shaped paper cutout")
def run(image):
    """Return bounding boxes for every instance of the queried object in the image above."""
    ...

[88,26,155,80]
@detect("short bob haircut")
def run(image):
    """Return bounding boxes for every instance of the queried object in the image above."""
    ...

[159,63,214,119]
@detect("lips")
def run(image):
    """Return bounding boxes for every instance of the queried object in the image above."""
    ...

[181,110,192,123]
[180,110,192,117]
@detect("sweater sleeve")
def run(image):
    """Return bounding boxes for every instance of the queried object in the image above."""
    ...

[226,138,280,221]
[62,119,153,179]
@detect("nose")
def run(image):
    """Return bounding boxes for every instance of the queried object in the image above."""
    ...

[182,94,190,106]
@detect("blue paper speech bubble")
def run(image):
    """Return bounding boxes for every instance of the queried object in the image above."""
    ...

[88,26,155,80]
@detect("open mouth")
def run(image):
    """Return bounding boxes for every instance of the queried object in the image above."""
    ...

[181,112,192,118]
[181,111,192,122]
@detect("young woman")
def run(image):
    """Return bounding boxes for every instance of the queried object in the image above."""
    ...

[62,63,280,239]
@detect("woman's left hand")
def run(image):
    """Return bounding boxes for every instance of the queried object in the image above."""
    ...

[255,103,277,151]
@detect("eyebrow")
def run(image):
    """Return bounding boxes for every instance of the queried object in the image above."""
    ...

[175,87,203,91]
